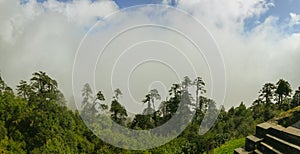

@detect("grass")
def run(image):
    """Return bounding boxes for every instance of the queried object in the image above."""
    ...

[270,106,300,126]
[271,106,300,121]
[214,138,245,154]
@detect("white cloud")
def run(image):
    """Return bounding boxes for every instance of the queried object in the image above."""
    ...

[173,0,300,108]
[175,0,274,31]
[0,1,43,44]
[0,0,118,106]
[289,12,300,27]
[1,0,300,110]
[43,0,119,26]
[0,0,118,44]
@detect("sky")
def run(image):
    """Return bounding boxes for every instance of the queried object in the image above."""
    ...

[0,0,300,111]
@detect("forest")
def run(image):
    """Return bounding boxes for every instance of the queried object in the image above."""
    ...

[0,71,300,153]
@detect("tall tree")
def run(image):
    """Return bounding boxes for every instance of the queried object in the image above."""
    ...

[110,100,127,126]
[193,77,206,111]
[86,90,108,119]
[150,89,161,110]
[31,71,58,95]
[29,71,65,106]
[142,94,153,115]
[291,87,300,108]
[182,76,192,91]
[113,88,122,100]
[142,89,161,114]
[165,84,182,117]
[110,89,127,125]
[259,83,276,105]
[169,84,181,97]
[158,100,167,118]
[275,79,292,105]
[95,91,105,102]
[94,91,107,112]
[0,75,13,94]
[81,83,93,109]
[16,80,32,100]
[194,96,209,123]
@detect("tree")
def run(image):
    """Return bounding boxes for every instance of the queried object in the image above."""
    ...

[95,91,105,102]
[275,79,292,105]
[182,76,192,91]
[130,114,154,130]
[110,89,127,125]
[158,100,167,118]
[291,87,300,108]
[81,83,93,109]
[142,89,161,114]
[259,83,276,105]
[142,94,154,115]
[150,89,161,110]
[93,91,108,112]
[30,71,64,104]
[194,96,209,123]
[81,84,94,122]
[193,77,206,111]
[0,75,5,91]
[16,80,32,100]
[169,84,181,97]
[113,88,122,100]
[251,99,264,121]
[31,71,58,95]
[180,76,194,115]
[0,75,13,94]
[163,84,182,118]
[110,100,127,126]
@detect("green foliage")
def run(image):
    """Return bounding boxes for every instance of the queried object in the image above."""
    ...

[259,83,276,105]
[96,91,105,102]
[214,138,245,154]
[30,71,65,105]
[110,99,127,126]
[291,87,300,108]
[276,79,292,106]
[0,72,299,153]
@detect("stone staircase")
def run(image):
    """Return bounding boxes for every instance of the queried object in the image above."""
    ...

[234,122,300,154]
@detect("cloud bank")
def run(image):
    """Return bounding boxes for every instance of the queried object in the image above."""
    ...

[0,0,300,110]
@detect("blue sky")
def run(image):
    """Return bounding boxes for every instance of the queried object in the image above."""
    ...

[115,0,300,33]
[114,0,163,8]
[20,0,300,33]
[245,0,300,33]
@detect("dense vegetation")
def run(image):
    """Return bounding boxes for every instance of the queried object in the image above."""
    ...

[0,71,299,153]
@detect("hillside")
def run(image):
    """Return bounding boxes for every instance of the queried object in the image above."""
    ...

[0,72,300,153]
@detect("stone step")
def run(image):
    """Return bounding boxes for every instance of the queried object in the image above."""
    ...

[268,126,300,146]
[284,126,300,146]
[253,149,263,154]
[285,126,300,137]
[256,122,274,138]
[245,135,263,151]
[258,142,282,154]
[256,122,285,138]
[233,147,251,154]
[265,134,300,154]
